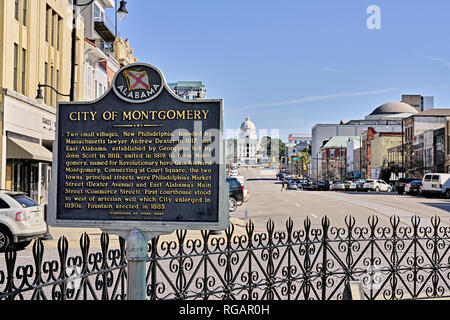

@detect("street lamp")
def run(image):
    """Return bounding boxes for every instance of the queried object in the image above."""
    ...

[117,0,128,21]
[70,0,129,101]
[35,83,70,104]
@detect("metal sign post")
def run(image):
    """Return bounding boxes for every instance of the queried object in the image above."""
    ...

[48,63,228,300]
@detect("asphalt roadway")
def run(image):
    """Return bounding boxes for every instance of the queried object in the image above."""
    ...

[232,166,450,232]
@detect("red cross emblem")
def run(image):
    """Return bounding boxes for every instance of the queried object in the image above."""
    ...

[124,70,151,91]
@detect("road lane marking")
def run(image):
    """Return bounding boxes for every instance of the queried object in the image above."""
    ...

[296,204,301,208]
[311,214,318,219]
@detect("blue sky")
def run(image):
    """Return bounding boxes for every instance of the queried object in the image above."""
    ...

[111,0,450,142]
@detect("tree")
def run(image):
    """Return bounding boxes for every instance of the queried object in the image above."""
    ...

[260,136,285,160]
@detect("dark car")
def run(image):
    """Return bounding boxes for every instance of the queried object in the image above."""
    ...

[302,180,317,190]
[395,178,420,194]
[404,180,422,195]
[226,178,244,212]
[317,180,330,191]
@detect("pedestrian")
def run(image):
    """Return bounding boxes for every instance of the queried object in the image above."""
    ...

[281,181,286,191]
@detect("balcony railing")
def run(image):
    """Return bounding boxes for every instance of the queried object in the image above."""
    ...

[94,15,115,42]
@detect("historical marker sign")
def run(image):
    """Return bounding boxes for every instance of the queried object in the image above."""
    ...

[48,63,228,233]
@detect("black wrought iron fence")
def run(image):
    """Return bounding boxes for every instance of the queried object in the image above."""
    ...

[1,215,450,300]
[0,233,127,300]
[146,215,450,300]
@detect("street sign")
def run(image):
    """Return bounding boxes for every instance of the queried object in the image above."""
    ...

[48,63,229,235]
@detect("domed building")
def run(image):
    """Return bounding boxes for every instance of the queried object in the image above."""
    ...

[238,116,260,164]
[365,101,419,120]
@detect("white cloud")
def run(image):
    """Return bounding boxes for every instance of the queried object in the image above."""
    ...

[240,88,397,110]
[418,53,450,70]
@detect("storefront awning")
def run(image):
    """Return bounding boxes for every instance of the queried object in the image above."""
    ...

[7,138,53,162]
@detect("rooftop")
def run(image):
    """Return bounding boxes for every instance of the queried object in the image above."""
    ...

[414,108,450,117]
[370,101,419,116]
[321,136,359,149]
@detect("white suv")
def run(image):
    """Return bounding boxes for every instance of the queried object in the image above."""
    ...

[363,180,392,192]
[0,192,47,251]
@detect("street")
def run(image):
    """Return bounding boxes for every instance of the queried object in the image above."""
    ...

[232,166,450,232]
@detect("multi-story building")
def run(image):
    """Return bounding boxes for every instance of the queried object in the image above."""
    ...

[445,118,450,173]
[319,136,356,181]
[434,128,445,173]
[237,117,260,165]
[168,81,206,100]
[346,137,360,177]
[404,108,450,176]
[114,37,137,67]
[401,95,434,113]
[80,0,136,100]
[0,0,85,204]
[312,100,418,180]
[81,0,116,101]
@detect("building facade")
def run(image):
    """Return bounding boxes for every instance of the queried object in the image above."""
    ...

[237,117,260,165]
[0,0,85,204]
[312,100,418,180]
[404,109,450,177]
[80,0,123,101]
[319,136,356,181]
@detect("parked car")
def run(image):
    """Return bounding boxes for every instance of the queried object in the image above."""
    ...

[330,182,346,191]
[343,181,352,191]
[421,173,450,198]
[0,192,47,252]
[299,179,311,190]
[363,180,392,192]
[287,180,298,190]
[317,180,330,191]
[395,178,420,195]
[303,179,318,190]
[404,180,422,195]
[226,178,244,212]
[349,180,365,191]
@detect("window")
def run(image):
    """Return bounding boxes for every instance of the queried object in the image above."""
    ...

[57,17,62,50]
[21,48,26,95]
[14,0,19,21]
[51,13,55,46]
[0,198,10,209]
[44,62,48,104]
[424,175,432,182]
[13,44,18,91]
[56,70,59,97]
[432,175,439,182]
[330,149,335,158]
[22,0,27,26]
[50,66,54,104]
[45,6,50,42]
[11,195,37,208]
[94,4,101,19]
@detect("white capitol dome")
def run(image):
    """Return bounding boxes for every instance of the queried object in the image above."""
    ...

[240,116,257,139]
